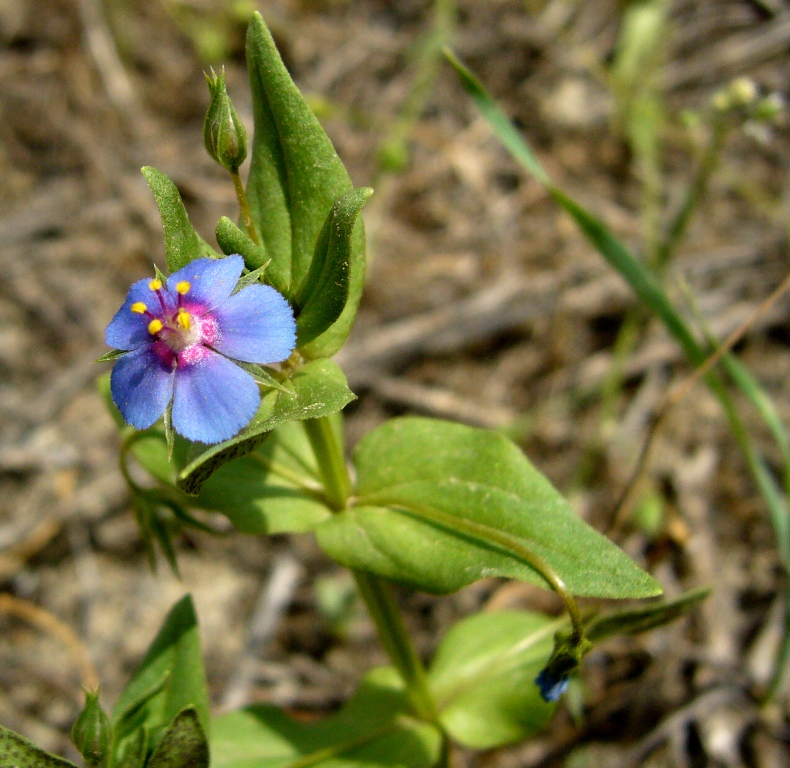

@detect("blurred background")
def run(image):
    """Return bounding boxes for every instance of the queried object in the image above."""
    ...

[2,0,790,765]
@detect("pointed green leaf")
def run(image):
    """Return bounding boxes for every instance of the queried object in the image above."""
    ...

[193,421,332,534]
[584,586,710,642]
[317,418,661,598]
[112,596,210,759]
[177,359,355,495]
[0,726,80,768]
[295,187,373,349]
[245,11,354,296]
[148,709,209,768]
[216,216,275,284]
[429,611,559,749]
[142,167,219,272]
[211,667,442,768]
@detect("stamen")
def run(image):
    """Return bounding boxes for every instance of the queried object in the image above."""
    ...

[148,319,163,335]
[176,281,191,295]
[176,308,191,330]
[130,302,147,314]
[149,279,163,291]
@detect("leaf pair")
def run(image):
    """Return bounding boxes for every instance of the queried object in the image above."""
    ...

[209,589,708,766]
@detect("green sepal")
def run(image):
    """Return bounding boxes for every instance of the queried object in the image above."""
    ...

[233,263,271,294]
[0,725,80,768]
[142,166,220,273]
[294,187,373,349]
[148,708,209,768]
[177,359,355,495]
[210,667,442,768]
[203,67,248,173]
[96,348,127,363]
[71,690,112,768]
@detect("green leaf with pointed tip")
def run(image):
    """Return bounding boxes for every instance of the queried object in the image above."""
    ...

[316,417,661,598]
[211,667,442,768]
[0,726,80,768]
[429,611,559,749]
[216,216,275,283]
[585,586,711,643]
[142,167,220,272]
[294,187,373,349]
[112,596,210,762]
[177,359,355,495]
[245,12,354,298]
[148,709,209,768]
[193,421,332,534]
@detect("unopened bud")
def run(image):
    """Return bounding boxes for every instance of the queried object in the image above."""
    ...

[729,77,758,107]
[754,92,785,123]
[71,690,111,768]
[203,67,248,172]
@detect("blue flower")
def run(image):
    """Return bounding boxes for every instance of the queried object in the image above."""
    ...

[535,667,571,702]
[105,255,296,444]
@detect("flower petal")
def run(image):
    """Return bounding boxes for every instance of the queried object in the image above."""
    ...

[167,255,244,311]
[105,279,158,351]
[212,284,296,364]
[110,346,175,430]
[172,348,260,443]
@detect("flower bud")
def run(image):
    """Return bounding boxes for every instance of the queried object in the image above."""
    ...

[754,92,785,124]
[71,690,111,768]
[203,67,248,172]
[729,77,758,107]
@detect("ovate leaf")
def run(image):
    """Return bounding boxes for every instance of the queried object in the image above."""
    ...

[245,11,353,296]
[0,726,79,768]
[429,611,559,749]
[177,359,355,494]
[317,418,660,598]
[295,187,373,349]
[112,595,210,760]
[142,167,219,272]
[148,709,209,768]
[193,421,333,534]
[211,667,442,768]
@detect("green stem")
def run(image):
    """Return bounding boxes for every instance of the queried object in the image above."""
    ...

[353,570,440,723]
[230,167,261,246]
[303,418,350,511]
[303,417,440,723]
[654,115,728,273]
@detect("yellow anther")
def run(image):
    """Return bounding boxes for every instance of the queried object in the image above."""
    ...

[176,308,191,330]
[148,319,163,335]
[130,302,147,314]
[148,279,163,291]
[176,281,191,295]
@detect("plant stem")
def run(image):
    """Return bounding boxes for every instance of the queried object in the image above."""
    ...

[303,417,350,511]
[230,167,261,246]
[353,570,440,723]
[303,416,440,723]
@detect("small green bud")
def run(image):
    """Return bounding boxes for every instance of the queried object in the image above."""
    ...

[71,690,111,768]
[203,67,248,172]
[754,92,785,123]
